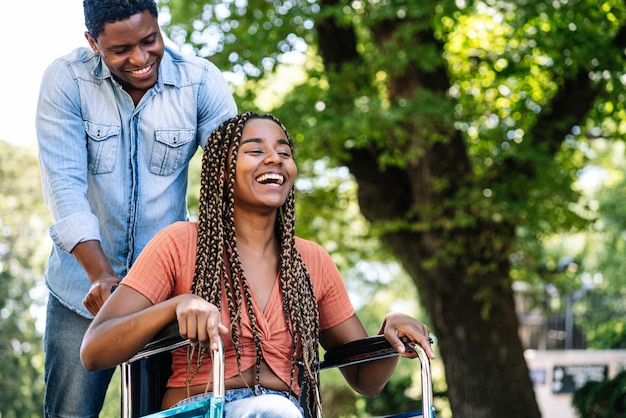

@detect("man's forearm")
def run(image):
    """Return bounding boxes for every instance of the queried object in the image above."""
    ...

[71,240,117,284]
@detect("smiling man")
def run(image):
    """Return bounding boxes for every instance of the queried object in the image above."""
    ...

[35,1,237,417]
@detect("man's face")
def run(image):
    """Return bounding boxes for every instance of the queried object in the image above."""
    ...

[86,11,164,99]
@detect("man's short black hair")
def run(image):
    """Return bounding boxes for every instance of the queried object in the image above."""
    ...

[84,0,159,39]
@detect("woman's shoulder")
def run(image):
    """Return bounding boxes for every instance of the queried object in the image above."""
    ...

[154,221,198,241]
[294,236,332,261]
[295,236,322,251]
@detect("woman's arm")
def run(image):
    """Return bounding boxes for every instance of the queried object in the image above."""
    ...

[80,286,226,371]
[80,285,176,370]
[320,312,434,398]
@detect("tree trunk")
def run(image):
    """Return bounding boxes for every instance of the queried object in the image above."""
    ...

[345,143,542,417]
[384,228,541,418]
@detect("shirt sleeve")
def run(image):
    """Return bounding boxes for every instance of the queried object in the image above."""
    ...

[196,60,238,149]
[121,222,197,303]
[36,58,101,252]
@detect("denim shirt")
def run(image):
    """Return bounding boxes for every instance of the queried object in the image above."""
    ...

[36,45,237,318]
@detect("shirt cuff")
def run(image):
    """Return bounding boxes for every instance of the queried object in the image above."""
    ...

[49,212,101,253]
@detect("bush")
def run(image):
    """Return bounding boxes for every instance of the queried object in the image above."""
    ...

[572,370,626,418]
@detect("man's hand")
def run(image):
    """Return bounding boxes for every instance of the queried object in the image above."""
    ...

[83,277,121,315]
[71,240,119,315]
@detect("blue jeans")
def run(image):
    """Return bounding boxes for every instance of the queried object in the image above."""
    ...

[43,295,116,418]
[175,385,304,417]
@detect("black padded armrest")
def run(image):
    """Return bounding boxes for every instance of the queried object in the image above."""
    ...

[320,335,410,370]
[127,322,187,364]
[323,335,436,418]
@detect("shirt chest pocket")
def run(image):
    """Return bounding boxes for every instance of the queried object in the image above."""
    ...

[150,130,196,176]
[85,122,120,175]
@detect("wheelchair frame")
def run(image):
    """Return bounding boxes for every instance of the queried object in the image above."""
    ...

[120,323,435,418]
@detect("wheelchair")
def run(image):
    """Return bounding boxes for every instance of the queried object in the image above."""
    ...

[120,322,435,418]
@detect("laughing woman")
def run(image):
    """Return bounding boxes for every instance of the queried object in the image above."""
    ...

[80,112,434,417]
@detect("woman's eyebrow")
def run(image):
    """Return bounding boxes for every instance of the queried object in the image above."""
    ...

[240,137,262,145]
[240,137,290,145]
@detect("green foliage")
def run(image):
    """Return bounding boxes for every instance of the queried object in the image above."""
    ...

[157,0,626,416]
[586,318,626,349]
[159,0,626,271]
[0,142,49,417]
[521,136,626,350]
[573,370,626,418]
[577,139,626,290]
[102,368,122,416]
[356,373,421,417]
[580,291,626,349]
[293,158,390,274]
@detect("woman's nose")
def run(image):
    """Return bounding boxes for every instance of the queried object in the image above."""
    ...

[264,150,282,165]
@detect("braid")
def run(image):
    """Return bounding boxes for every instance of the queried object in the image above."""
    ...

[191,112,321,416]
[278,187,321,416]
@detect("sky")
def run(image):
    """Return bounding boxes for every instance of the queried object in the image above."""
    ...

[0,0,86,147]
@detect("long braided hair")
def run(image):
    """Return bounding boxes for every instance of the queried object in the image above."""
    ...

[191,112,321,416]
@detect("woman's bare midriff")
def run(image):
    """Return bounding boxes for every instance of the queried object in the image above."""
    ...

[160,361,291,409]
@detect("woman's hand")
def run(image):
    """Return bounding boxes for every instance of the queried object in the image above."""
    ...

[379,312,435,359]
[174,294,229,351]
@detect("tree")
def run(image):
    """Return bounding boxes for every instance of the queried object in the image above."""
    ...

[161,0,626,416]
[0,142,49,417]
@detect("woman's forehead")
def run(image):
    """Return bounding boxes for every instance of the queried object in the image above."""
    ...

[241,118,290,144]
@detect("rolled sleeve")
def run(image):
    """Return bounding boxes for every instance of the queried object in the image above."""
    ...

[49,212,101,253]
[37,56,101,254]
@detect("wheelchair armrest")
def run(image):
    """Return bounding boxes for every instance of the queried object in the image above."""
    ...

[321,335,435,418]
[320,335,410,370]
[127,322,188,364]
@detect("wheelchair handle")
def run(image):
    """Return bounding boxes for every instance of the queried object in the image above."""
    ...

[409,342,435,418]
[211,340,225,399]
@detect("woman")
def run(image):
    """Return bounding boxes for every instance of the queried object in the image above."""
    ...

[80,112,434,417]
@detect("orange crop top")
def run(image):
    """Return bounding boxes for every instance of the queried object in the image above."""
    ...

[121,222,355,395]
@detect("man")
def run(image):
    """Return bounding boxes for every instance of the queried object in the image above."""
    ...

[35,1,237,416]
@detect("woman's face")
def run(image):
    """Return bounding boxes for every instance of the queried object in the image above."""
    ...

[85,11,164,100]
[234,118,297,212]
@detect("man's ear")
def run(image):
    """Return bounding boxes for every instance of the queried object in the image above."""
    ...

[85,31,99,54]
